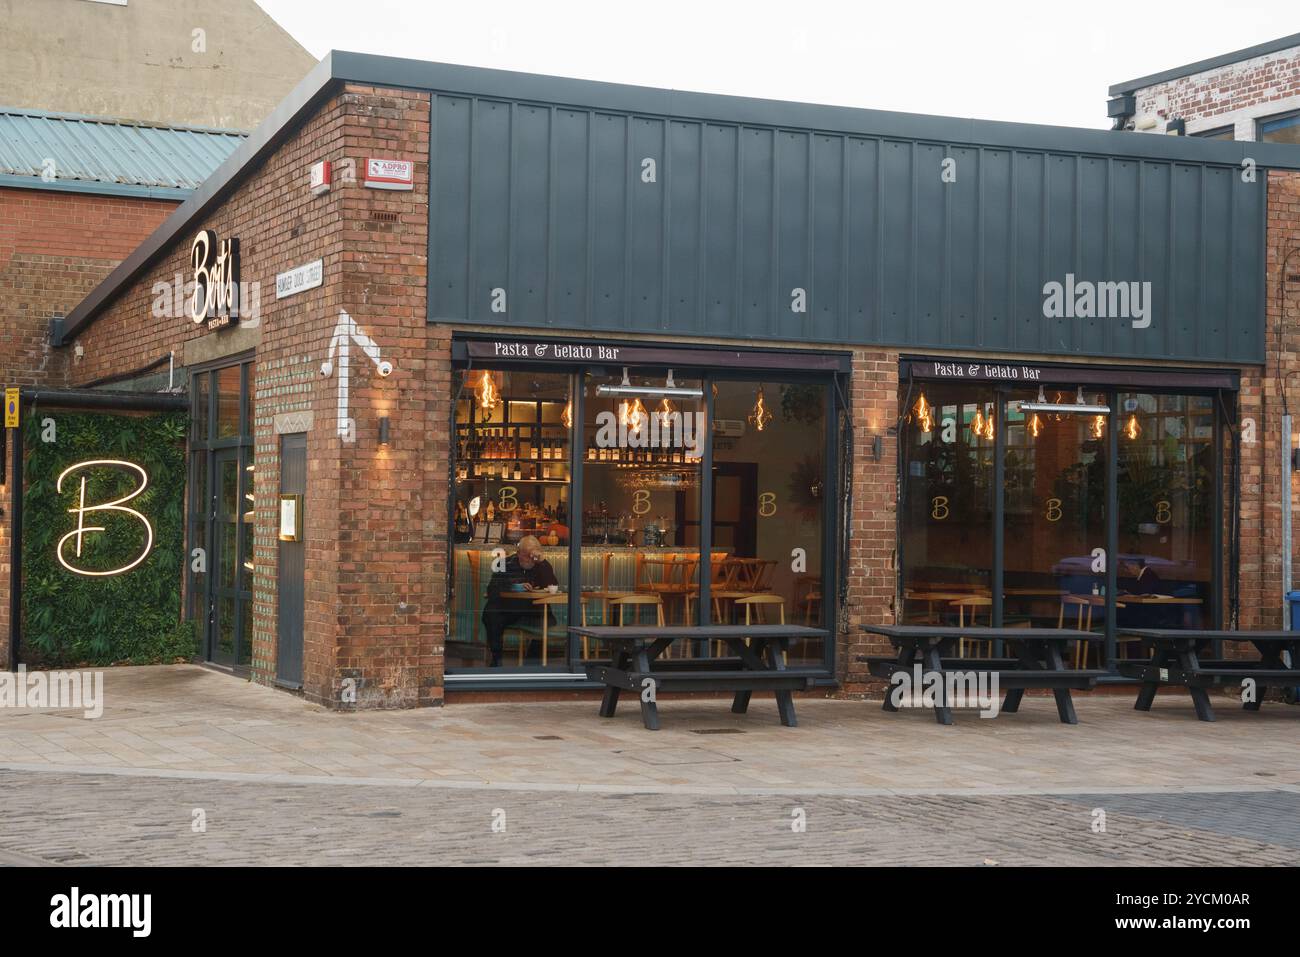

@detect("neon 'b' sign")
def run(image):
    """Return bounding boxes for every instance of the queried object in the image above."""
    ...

[56,459,154,577]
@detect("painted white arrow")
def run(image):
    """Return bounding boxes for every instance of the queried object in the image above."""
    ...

[320,309,392,443]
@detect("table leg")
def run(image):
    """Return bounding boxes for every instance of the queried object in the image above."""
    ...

[634,644,661,731]
[1176,642,1215,722]
[1134,681,1159,711]
[599,646,629,718]
[923,643,952,725]
[882,641,916,713]
[1043,642,1077,725]
[765,637,797,728]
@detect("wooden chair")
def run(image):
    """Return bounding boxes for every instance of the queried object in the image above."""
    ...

[795,575,823,626]
[531,593,587,666]
[732,594,787,662]
[1058,595,1126,668]
[950,596,993,657]
[609,593,665,627]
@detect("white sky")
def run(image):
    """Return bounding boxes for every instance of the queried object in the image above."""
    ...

[255,0,1298,131]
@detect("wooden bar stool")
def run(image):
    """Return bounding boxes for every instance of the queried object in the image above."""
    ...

[609,593,665,627]
[728,594,788,661]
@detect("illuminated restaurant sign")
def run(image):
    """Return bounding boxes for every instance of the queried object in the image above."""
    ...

[55,459,154,577]
[189,229,241,330]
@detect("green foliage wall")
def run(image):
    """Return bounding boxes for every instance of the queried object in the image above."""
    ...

[22,411,194,666]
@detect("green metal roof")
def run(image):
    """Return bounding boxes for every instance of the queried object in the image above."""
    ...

[0,107,245,199]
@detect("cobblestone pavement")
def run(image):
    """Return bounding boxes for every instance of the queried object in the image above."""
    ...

[0,666,1297,865]
[0,770,1295,866]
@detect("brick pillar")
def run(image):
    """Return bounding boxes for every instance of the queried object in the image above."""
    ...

[839,349,899,694]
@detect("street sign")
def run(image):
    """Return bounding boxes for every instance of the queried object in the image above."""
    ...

[4,387,18,427]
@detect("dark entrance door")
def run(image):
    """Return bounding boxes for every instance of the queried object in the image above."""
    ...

[276,433,306,687]
[209,447,243,667]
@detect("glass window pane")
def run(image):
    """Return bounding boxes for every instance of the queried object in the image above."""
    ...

[450,370,571,672]
[579,369,703,658]
[1116,392,1213,635]
[1260,112,1300,145]
[192,371,210,444]
[709,381,826,667]
[1003,389,1108,641]
[900,383,994,621]
[216,365,240,439]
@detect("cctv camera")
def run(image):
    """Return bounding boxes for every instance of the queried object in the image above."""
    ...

[320,361,333,377]
[377,360,393,378]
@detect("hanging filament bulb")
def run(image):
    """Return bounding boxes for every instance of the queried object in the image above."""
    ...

[1091,414,1106,440]
[1053,392,1065,422]
[748,385,773,431]
[475,370,499,412]
[1029,413,1042,438]
[628,397,648,433]
[914,392,933,433]
[983,409,994,440]
[618,398,630,429]
[561,399,573,429]
[1125,413,1140,440]
[970,408,986,439]
[658,396,675,428]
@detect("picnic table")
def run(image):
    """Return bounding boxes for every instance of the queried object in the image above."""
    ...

[1117,629,1300,722]
[569,624,826,730]
[862,625,1107,725]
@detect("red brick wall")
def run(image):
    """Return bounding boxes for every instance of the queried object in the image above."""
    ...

[839,349,899,693]
[1238,169,1300,629]
[53,84,442,708]
[0,187,177,666]
[1129,45,1300,138]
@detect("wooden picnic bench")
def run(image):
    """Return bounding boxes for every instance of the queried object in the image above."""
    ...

[862,625,1107,725]
[1117,629,1300,722]
[569,624,826,730]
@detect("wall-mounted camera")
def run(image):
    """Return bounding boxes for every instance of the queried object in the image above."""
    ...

[377,360,393,377]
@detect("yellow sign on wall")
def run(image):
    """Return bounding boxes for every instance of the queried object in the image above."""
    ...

[4,387,17,427]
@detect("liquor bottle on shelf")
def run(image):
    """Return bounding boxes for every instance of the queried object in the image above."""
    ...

[512,463,521,480]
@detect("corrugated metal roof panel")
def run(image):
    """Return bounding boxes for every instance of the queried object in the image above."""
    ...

[0,107,245,191]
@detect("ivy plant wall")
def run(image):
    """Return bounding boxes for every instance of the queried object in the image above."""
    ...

[22,410,194,666]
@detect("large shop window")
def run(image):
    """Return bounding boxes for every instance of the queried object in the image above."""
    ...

[448,356,838,678]
[900,374,1220,667]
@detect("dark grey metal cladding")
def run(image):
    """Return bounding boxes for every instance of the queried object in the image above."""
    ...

[427,93,1267,363]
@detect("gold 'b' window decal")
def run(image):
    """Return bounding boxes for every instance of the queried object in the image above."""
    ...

[56,459,154,577]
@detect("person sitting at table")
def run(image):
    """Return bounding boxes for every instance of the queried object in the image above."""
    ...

[482,536,559,666]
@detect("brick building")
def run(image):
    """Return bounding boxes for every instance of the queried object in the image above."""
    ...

[5,51,1300,710]
[1107,32,1300,142]
[0,108,244,654]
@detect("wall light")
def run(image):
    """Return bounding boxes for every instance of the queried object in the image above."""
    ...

[378,416,391,447]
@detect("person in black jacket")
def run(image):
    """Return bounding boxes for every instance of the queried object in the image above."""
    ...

[481,536,559,666]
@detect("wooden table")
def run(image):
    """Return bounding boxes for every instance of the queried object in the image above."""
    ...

[569,624,826,730]
[1118,629,1300,722]
[862,624,1107,725]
